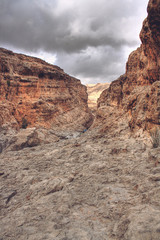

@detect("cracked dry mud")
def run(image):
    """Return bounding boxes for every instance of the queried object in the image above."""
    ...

[0,125,160,240]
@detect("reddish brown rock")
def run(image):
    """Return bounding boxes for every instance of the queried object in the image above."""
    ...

[96,0,160,132]
[0,48,93,131]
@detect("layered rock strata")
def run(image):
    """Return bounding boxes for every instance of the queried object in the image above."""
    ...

[87,83,110,113]
[96,0,160,132]
[0,48,92,130]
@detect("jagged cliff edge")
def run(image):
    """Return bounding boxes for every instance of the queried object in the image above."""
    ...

[95,0,160,134]
[0,48,93,131]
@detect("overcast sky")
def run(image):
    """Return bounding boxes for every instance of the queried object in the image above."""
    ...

[0,0,149,84]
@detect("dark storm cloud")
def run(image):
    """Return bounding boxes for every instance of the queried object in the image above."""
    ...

[0,0,71,52]
[57,45,126,83]
[0,0,148,83]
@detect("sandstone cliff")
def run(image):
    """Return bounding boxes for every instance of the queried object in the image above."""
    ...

[96,0,160,133]
[87,83,110,113]
[1,1,160,239]
[0,48,92,131]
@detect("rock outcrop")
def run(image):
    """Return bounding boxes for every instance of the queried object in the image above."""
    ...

[96,0,160,132]
[1,1,160,240]
[0,48,92,131]
[1,119,160,240]
[87,83,110,113]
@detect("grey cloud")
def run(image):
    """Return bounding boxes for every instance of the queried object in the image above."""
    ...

[0,0,71,52]
[0,0,149,83]
[0,0,148,52]
[56,46,127,84]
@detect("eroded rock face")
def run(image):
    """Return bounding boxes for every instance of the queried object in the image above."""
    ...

[0,48,93,131]
[96,0,160,132]
[1,122,160,240]
[1,1,160,239]
[87,83,110,114]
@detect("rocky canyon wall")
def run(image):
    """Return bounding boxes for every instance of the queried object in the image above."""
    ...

[87,83,110,113]
[96,0,160,132]
[0,48,93,131]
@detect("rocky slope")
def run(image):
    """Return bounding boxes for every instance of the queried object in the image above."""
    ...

[0,48,92,131]
[96,0,160,133]
[87,83,110,113]
[0,121,160,240]
[0,0,160,239]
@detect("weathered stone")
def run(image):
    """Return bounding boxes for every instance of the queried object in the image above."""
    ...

[0,1,160,240]
[0,124,160,240]
[0,48,93,131]
[96,0,160,132]
[87,83,110,113]
[125,206,160,240]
